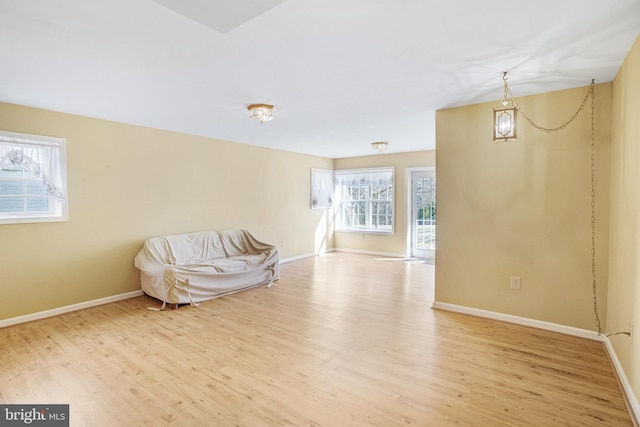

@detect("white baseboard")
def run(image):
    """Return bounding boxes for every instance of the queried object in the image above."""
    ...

[279,252,316,264]
[333,247,406,258]
[279,249,336,264]
[0,290,144,329]
[280,248,407,263]
[432,301,639,424]
[1,249,328,327]
[603,336,640,426]
[432,301,601,340]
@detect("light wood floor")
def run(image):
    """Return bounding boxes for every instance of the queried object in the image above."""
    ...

[0,253,633,426]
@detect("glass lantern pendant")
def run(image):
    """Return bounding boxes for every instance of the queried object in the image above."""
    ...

[493,72,518,142]
[493,104,517,142]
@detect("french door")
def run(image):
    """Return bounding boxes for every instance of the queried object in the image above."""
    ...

[408,168,436,259]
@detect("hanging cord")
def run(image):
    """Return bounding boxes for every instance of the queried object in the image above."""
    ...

[519,82,593,133]
[514,79,628,336]
[588,83,603,335]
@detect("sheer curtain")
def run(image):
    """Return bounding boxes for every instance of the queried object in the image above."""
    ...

[335,169,393,188]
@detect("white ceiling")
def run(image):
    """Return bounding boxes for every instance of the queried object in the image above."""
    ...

[1,1,639,158]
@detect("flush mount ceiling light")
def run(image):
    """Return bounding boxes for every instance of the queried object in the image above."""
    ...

[493,72,518,142]
[247,104,274,124]
[371,141,389,153]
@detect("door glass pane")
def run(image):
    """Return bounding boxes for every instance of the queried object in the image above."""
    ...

[415,175,436,250]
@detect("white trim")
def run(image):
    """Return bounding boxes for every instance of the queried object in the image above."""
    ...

[0,290,144,329]
[334,247,405,258]
[405,166,435,258]
[603,336,640,425]
[334,229,394,236]
[335,166,394,175]
[0,130,69,224]
[0,130,64,147]
[279,252,320,264]
[334,166,395,235]
[280,248,408,263]
[278,248,339,264]
[432,301,639,423]
[432,301,601,340]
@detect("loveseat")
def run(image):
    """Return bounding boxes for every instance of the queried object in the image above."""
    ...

[134,229,279,307]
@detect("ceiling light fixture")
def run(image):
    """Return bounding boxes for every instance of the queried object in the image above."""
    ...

[493,72,518,142]
[247,104,274,124]
[371,141,389,153]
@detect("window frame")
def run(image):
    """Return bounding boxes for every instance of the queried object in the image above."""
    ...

[0,131,69,225]
[335,167,394,235]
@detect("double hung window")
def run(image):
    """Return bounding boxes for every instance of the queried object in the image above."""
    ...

[0,131,68,224]
[335,167,394,234]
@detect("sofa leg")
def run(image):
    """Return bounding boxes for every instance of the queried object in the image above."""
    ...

[170,303,179,310]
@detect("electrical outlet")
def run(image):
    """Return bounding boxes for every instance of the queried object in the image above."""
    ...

[510,276,521,290]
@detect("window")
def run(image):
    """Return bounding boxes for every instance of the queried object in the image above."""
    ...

[0,131,68,224]
[335,167,394,234]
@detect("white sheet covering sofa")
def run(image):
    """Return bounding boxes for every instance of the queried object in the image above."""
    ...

[134,229,279,306]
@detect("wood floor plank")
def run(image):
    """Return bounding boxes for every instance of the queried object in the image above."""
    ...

[0,253,633,426]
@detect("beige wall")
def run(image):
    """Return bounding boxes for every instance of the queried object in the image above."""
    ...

[0,102,334,320]
[434,83,612,330]
[609,34,640,400]
[334,150,435,256]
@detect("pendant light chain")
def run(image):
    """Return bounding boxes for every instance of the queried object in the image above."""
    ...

[518,80,603,333]
[519,80,594,133]
[589,83,603,334]
[587,84,628,337]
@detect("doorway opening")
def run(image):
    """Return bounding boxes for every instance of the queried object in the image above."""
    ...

[407,168,436,260]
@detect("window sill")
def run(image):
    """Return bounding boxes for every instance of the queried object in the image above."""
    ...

[335,229,394,236]
[0,215,68,225]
